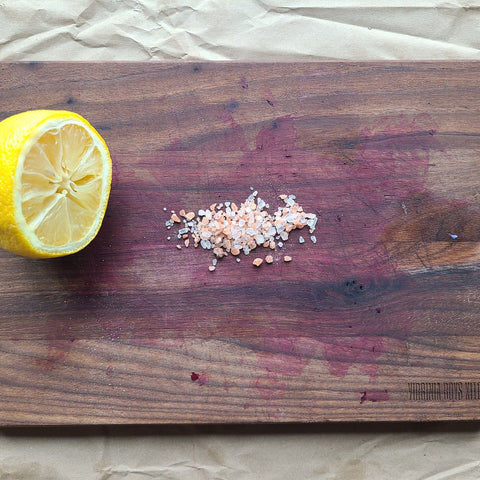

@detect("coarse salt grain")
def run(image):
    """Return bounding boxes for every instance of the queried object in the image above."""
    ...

[284,255,292,262]
[168,190,317,270]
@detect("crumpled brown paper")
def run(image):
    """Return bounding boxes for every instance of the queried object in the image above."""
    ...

[1,424,480,479]
[1,1,480,479]
[0,0,479,61]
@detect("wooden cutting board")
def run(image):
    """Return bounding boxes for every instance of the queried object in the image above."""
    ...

[1,62,480,425]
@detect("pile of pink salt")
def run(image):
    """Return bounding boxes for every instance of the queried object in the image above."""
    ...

[165,190,317,271]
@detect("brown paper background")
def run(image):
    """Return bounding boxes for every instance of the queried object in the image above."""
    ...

[1,1,480,478]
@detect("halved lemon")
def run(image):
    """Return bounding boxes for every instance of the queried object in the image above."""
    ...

[0,110,112,257]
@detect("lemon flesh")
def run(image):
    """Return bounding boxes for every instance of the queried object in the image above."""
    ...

[0,110,112,258]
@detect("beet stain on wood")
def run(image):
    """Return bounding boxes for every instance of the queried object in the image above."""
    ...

[0,62,480,424]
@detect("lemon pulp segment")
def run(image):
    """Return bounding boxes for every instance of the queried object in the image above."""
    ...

[19,120,106,248]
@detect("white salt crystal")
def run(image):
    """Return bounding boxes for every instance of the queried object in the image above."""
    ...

[255,234,265,245]
[201,240,212,249]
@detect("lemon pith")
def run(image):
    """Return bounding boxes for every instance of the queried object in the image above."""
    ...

[0,110,112,258]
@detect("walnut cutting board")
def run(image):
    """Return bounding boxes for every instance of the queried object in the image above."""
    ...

[1,62,480,425]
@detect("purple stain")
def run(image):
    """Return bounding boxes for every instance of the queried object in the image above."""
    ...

[320,336,385,382]
[360,390,390,404]
[191,372,208,385]
[106,366,114,376]
[253,376,286,400]
[27,113,446,351]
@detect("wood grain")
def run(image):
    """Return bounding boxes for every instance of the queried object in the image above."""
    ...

[1,62,480,424]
